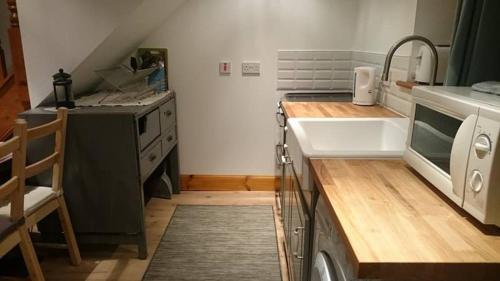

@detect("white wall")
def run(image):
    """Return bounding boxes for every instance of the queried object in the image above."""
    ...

[18,0,143,106]
[18,0,187,107]
[59,0,186,102]
[353,0,418,55]
[0,0,12,73]
[142,0,359,175]
[414,0,458,45]
[18,0,454,176]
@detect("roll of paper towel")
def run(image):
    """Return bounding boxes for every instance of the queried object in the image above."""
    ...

[415,46,450,84]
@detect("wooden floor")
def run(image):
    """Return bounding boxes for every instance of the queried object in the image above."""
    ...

[5,191,289,281]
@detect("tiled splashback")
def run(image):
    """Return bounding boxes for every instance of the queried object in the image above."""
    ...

[352,50,413,117]
[351,51,410,83]
[277,50,410,91]
[277,50,353,91]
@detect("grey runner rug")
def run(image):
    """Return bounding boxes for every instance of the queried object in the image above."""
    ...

[143,205,282,281]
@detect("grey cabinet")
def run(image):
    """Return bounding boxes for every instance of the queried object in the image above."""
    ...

[283,156,311,281]
[283,157,292,248]
[138,108,161,151]
[20,92,180,259]
[290,188,304,281]
[160,99,176,132]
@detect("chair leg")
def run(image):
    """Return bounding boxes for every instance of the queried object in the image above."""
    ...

[18,225,45,281]
[56,196,82,266]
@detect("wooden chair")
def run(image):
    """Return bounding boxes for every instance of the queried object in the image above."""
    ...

[0,108,81,266]
[0,119,45,281]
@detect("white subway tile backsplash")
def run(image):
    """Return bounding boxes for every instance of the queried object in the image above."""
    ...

[332,60,352,70]
[314,70,333,80]
[276,50,409,91]
[389,69,409,83]
[278,51,297,60]
[333,70,352,80]
[295,61,315,70]
[314,51,335,60]
[294,51,315,60]
[384,89,412,117]
[313,80,333,89]
[332,80,353,89]
[278,60,295,70]
[276,50,412,119]
[391,56,410,70]
[295,70,314,80]
[277,80,295,90]
[295,80,314,89]
[277,70,295,79]
[314,60,333,70]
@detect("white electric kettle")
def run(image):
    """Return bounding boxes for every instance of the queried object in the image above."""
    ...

[353,66,376,105]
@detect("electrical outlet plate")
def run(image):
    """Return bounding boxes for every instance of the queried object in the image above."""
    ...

[242,61,260,75]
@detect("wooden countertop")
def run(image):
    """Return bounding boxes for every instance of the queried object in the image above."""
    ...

[282,101,401,118]
[310,159,500,281]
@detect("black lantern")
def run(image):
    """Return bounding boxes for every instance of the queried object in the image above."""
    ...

[52,68,75,109]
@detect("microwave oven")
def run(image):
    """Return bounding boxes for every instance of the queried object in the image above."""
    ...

[405,86,500,226]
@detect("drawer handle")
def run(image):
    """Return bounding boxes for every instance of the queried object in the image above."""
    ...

[293,226,304,235]
[293,252,304,260]
[165,110,172,117]
[275,144,283,165]
[167,135,173,142]
[149,154,157,162]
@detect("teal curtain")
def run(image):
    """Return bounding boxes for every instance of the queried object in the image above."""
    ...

[445,0,500,86]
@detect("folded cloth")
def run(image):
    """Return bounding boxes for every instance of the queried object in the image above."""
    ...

[472,81,500,95]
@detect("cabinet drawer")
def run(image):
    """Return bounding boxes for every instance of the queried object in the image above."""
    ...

[140,141,162,179]
[162,128,177,156]
[160,100,176,132]
[138,109,161,151]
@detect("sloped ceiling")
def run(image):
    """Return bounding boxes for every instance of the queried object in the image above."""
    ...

[18,0,186,107]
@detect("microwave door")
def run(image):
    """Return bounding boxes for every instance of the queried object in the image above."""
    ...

[411,120,454,172]
[410,104,463,175]
[449,115,478,200]
[407,103,477,205]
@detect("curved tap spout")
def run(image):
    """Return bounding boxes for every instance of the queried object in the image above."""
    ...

[381,35,438,86]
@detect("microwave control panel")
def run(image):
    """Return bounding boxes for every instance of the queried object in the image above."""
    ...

[474,134,492,159]
[463,107,500,225]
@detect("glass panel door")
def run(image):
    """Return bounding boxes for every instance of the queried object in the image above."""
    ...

[410,104,463,174]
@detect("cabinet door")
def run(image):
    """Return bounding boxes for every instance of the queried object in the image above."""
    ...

[291,190,304,281]
[286,162,306,281]
[138,109,161,151]
[159,99,176,132]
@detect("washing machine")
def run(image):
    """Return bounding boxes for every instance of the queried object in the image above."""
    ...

[311,195,351,281]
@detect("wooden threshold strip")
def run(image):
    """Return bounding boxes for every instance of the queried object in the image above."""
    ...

[181,175,279,191]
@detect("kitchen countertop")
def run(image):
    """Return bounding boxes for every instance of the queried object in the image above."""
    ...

[282,101,402,118]
[310,159,500,281]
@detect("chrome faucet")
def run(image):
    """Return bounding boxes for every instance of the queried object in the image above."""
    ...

[381,35,439,86]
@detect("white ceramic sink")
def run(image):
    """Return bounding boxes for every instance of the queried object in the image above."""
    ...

[287,117,409,158]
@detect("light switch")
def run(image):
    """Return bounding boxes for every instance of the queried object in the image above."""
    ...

[219,62,231,75]
[242,61,260,75]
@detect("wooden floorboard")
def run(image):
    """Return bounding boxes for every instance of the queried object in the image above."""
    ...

[23,191,288,281]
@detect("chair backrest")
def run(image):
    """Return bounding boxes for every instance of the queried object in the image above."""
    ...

[25,108,68,193]
[0,119,27,221]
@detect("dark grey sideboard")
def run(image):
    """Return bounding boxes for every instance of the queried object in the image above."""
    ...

[20,91,180,259]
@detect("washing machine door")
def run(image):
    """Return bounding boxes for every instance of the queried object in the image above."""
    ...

[311,251,347,281]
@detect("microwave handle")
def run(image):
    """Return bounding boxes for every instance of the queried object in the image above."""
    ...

[450,114,478,198]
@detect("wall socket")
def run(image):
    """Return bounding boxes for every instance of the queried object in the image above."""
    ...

[219,61,231,75]
[242,62,261,75]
